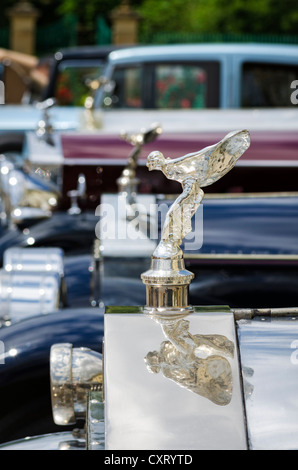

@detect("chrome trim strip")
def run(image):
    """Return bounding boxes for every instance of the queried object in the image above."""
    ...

[160,192,298,200]
[184,253,298,261]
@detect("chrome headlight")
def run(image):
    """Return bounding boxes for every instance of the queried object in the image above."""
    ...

[0,247,65,325]
[50,343,103,426]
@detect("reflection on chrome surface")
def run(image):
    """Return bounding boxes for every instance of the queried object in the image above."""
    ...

[145,315,234,406]
[87,391,105,450]
[237,317,298,450]
[0,432,86,451]
[242,365,254,398]
[104,308,247,450]
[50,343,103,426]
[0,247,65,326]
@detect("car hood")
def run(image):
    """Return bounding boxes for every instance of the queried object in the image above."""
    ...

[0,105,83,132]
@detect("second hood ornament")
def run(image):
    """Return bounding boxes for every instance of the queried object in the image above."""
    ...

[141,130,251,315]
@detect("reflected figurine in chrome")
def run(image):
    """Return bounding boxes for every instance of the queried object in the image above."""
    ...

[145,316,234,406]
[147,130,250,259]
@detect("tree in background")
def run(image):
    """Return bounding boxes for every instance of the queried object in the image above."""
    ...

[55,0,143,43]
[138,0,298,38]
[1,0,142,44]
[1,0,298,44]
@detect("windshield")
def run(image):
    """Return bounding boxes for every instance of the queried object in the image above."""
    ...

[54,60,105,106]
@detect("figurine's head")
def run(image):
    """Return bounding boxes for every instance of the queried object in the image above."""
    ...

[147,151,165,171]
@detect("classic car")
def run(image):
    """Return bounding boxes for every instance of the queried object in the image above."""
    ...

[1,42,298,152]
[0,122,297,450]
[95,43,298,110]
[0,45,118,153]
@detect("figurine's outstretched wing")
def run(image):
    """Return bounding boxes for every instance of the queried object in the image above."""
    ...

[200,129,250,187]
[162,130,250,186]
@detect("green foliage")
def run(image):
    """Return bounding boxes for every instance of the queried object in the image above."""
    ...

[56,0,119,28]
[1,0,298,42]
[138,0,298,37]
[138,0,198,38]
[0,0,142,28]
[56,0,143,28]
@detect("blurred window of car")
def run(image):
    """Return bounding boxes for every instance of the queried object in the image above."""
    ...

[102,61,220,109]
[154,64,207,109]
[104,65,142,108]
[54,60,104,106]
[241,62,298,107]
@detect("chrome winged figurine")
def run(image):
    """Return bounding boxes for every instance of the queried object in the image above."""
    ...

[147,130,250,259]
[141,130,250,315]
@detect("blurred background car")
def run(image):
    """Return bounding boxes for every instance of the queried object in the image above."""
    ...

[1,42,298,152]
[95,43,298,110]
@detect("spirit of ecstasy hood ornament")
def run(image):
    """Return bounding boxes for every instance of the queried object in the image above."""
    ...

[141,130,250,315]
[117,122,162,211]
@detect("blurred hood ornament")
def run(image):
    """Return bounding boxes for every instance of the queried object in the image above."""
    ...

[67,173,87,215]
[141,130,250,315]
[35,98,56,146]
[117,122,162,219]
[83,76,115,129]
